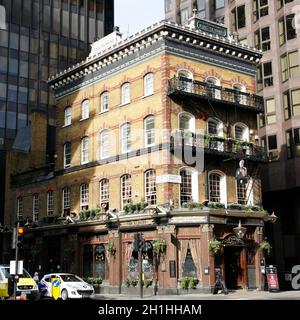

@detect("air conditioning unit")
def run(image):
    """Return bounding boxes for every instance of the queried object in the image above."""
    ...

[0,138,4,145]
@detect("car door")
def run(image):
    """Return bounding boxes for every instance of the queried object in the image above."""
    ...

[43,276,52,297]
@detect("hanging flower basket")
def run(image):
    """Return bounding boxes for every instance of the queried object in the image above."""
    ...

[259,240,272,255]
[107,242,116,257]
[153,239,167,257]
[208,239,222,254]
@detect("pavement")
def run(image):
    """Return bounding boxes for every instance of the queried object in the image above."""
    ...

[93,290,300,300]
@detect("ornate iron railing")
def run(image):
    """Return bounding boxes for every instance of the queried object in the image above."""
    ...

[168,77,264,113]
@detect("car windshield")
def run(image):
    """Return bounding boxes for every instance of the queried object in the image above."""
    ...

[3,267,31,278]
[60,274,82,282]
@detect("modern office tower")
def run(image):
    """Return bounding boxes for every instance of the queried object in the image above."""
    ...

[0,0,114,249]
[0,0,114,148]
[165,0,300,284]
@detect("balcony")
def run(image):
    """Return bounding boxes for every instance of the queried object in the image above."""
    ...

[168,77,264,113]
[170,131,268,163]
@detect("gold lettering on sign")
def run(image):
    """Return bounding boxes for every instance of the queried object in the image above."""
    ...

[121,219,154,227]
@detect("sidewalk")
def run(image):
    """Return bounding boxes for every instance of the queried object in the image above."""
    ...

[94,290,300,300]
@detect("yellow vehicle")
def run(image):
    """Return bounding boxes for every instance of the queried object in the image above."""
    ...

[0,265,39,299]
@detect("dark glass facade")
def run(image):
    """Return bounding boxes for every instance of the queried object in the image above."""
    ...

[0,0,114,147]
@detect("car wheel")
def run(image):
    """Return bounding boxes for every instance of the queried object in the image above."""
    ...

[61,289,68,301]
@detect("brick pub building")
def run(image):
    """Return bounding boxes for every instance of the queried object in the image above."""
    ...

[3,15,276,294]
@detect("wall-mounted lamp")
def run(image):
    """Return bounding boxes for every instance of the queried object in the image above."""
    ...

[269,212,278,224]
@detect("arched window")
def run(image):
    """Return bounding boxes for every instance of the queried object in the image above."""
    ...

[178,69,193,92]
[144,116,155,147]
[144,73,154,96]
[62,187,70,215]
[145,169,156,205]
[208,171,227,205]
[81,99,89,120]
[80,183,89,210]
[234,123,249,142]
[47,190,54,216]
[121,82,130,105]
[121,174,131,209]
[81,137,89,164]
[207,118,224,151]
[179,167,198,206]
[206,76,221,99]
[100,130,109,159]
[100,91,109,112]
[63,142,71,168]
[233,83,247,105]
[179,112,195,132]
[99,179,109,211]
[33,193,39,222]
[236,178,253,205]
[121,123,131,153]
[64,107,72,126]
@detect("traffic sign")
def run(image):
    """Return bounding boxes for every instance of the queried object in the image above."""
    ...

[52,278,61,300]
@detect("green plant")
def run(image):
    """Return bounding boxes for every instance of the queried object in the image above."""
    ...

[183,202,204,210]
[107,242,116,257]
[259,240,272,255]
[153,239,167,256]
[207,202,225,209]
[144,279,152,288]
[208,238,222,254]
[189,277,198,289]
[180,277,189,289]
[124,279,131,287]
[130,279,138,287]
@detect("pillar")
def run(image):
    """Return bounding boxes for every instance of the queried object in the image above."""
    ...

[108,230,122,293]
[254,226,264,290]
[201,224,215,291]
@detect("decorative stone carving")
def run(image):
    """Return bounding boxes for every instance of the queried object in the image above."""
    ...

[222,234,244,247]
[201,224,214,232]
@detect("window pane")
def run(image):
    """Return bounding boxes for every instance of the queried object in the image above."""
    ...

[237,5,246,29]
[292,89,300,116]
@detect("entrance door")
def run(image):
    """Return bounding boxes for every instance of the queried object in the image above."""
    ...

[224,246,244,289]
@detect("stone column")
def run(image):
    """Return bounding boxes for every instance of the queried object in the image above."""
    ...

[108,230,122,293]
[254,226,264,290]
[201,224,215,291]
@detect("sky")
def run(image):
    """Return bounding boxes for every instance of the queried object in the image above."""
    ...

[115,0,165,38]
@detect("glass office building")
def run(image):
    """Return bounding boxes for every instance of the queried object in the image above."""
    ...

[0,0,114,147]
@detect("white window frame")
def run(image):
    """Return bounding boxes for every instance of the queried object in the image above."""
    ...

[64,107,72,126]
[236,178,253,205]
[234,123,250,142]
[81,137,89,164]
[81,99,89,120]
[179,167,199,206]
[100,91,109,112]
[121,174,132,209]
[17,197,23,221]
[144,73,154,97]
[207,118,224,151]
[121,123,131,154]
[47,190,54,216]
[178,69,193,93]
[208,170,227,207]
[145,169,157,205]
[33,193,39,222]
[63,142,71,168]
[80,183,89,210]
[206,76,221,99]
[232,83,247,105]
[144,116,155,147]
[121,82,130,105]
[99,179,109,210]
[62,187,70,214]
[100,130,109,159]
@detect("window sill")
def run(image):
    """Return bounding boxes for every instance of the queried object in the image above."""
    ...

[142,93,154,99]
[62,123,71,128]
[98,110,109,115]
[120,102,130,107]
[80,117,89,122]
[64,165,71,169]
[81,161,89,165]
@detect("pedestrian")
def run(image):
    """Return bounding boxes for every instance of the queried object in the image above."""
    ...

[33,271,39,283]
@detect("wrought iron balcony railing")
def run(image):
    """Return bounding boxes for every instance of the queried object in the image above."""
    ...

[171,130,268,162]
[168,77,264,113]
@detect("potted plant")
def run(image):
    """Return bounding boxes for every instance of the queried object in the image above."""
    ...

[107,242,116,257]
[259,240,272,255]
[180,277,189,290]
[130,279,138,287]
[189,277,198,289]
[124,279,131,287]
[208,238,222,254]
